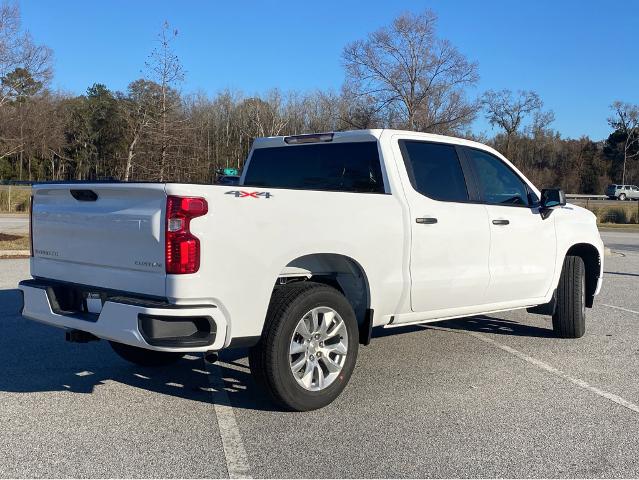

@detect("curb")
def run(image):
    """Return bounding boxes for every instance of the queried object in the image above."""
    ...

[0,249,30,259]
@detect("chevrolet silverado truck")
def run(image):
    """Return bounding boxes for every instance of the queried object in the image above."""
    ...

[19,130,604,411]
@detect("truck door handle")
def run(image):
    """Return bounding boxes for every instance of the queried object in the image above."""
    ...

[416,217,438,224]
[492,219,510,225]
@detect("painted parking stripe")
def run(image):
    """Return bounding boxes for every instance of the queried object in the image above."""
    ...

[602,303,639,315]
[430,325,639,415]
[206,361,252,479]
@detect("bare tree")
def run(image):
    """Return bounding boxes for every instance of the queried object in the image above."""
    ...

[237,89,288,139]
[342,10,479,133]
[120,79,161,180]
[145,21,184,181]
[482,89,552,157]
[608,101,639,185]
[0,2,52,107]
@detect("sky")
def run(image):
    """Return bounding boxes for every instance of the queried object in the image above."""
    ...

[19,0,639,141]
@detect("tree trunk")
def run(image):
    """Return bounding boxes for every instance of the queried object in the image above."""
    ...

[159,85,167,181]
[125,133,138,181]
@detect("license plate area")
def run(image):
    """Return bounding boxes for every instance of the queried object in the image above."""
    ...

[84,292,104,314]
[45,284,105,319]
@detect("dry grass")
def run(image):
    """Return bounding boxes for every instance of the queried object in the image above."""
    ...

[588,203,639,225]
[0,186,31,213]
[0,232,29,251]
[597,223,639,231]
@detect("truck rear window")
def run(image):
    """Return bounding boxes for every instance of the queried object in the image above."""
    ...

[243,141,385,193]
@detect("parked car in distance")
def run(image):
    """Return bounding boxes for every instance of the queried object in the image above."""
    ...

[216,175,240,186]
[606,184,639,200]
[20,129,604,411]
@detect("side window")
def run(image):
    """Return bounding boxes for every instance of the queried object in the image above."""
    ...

[399,140,469,202]
[466,148,530,207]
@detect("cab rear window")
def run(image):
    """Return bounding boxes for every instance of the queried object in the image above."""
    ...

[243,142,385,193]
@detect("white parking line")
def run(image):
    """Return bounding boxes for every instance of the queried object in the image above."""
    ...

[206,362,252,479]
[602,303,639,315]
[430,325,639,415]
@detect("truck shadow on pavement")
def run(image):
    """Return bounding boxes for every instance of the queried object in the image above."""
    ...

[435,315,556,337]
[604,270,639,278]
[0,288,278,412]
[373,315,555,339]
[0,287,553,413]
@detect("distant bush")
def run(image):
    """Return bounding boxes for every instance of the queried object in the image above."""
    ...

[603,207,629,224]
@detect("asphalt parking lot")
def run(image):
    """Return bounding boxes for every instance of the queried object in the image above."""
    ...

[1,231,638,478]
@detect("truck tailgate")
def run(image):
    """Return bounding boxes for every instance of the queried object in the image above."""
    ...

[31,183,167,297]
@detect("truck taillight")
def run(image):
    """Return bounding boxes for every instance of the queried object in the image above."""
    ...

[165,196,208,274]
[29,195,33,257]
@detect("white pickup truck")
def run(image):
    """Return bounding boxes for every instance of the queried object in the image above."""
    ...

[20,129,604,411]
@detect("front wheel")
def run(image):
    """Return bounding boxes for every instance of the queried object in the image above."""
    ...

[109,341,184,367]
[552,255,586,338]
[249,282,359,411]
[619,193,627,201]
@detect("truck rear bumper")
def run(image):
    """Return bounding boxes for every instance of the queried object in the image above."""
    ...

[18,280,228,353]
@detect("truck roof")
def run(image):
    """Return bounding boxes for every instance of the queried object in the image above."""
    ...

[249,129,538,198]
[252,129,499,156]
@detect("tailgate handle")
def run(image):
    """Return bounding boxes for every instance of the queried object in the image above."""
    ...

[70,189,98,202]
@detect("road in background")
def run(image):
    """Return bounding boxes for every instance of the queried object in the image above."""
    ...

[600,230,639,253]
[0,229,638,477]
[0,215,28,235]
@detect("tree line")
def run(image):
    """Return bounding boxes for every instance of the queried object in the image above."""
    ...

[0,5,637,192]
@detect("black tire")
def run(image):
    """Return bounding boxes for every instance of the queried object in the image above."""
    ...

[109,341,184,367]
[552,255,586,338]
[249,281,359,411]
[619,193,627,201]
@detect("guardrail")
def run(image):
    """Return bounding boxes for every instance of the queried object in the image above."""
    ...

[0,180,34,186]
[0,183,616,199]
[566,194,608,200]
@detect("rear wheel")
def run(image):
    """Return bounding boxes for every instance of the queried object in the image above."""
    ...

[552,255,586,338]
[249,281,359,411]
[109,341,184,367]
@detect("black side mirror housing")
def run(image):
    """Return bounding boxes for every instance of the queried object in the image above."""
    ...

[540,188,566,218]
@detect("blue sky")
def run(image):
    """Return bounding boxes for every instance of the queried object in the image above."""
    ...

[20,0,639,140]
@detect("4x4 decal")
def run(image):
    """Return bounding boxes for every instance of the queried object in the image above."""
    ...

[225,190,272,199]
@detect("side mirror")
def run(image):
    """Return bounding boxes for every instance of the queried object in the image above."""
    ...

[540,188,566,218]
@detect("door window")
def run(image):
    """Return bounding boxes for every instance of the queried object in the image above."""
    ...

[399,141,469,202]
[465,148,530,207]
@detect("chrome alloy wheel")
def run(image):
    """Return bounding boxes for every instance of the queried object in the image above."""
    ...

[289,306,349,391]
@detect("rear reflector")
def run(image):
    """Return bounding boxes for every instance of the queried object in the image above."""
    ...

[165,196,208,274]
[284,132,334,144]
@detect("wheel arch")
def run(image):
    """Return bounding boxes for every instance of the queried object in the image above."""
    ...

[565,243,601,308]
[278,253,371,331]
